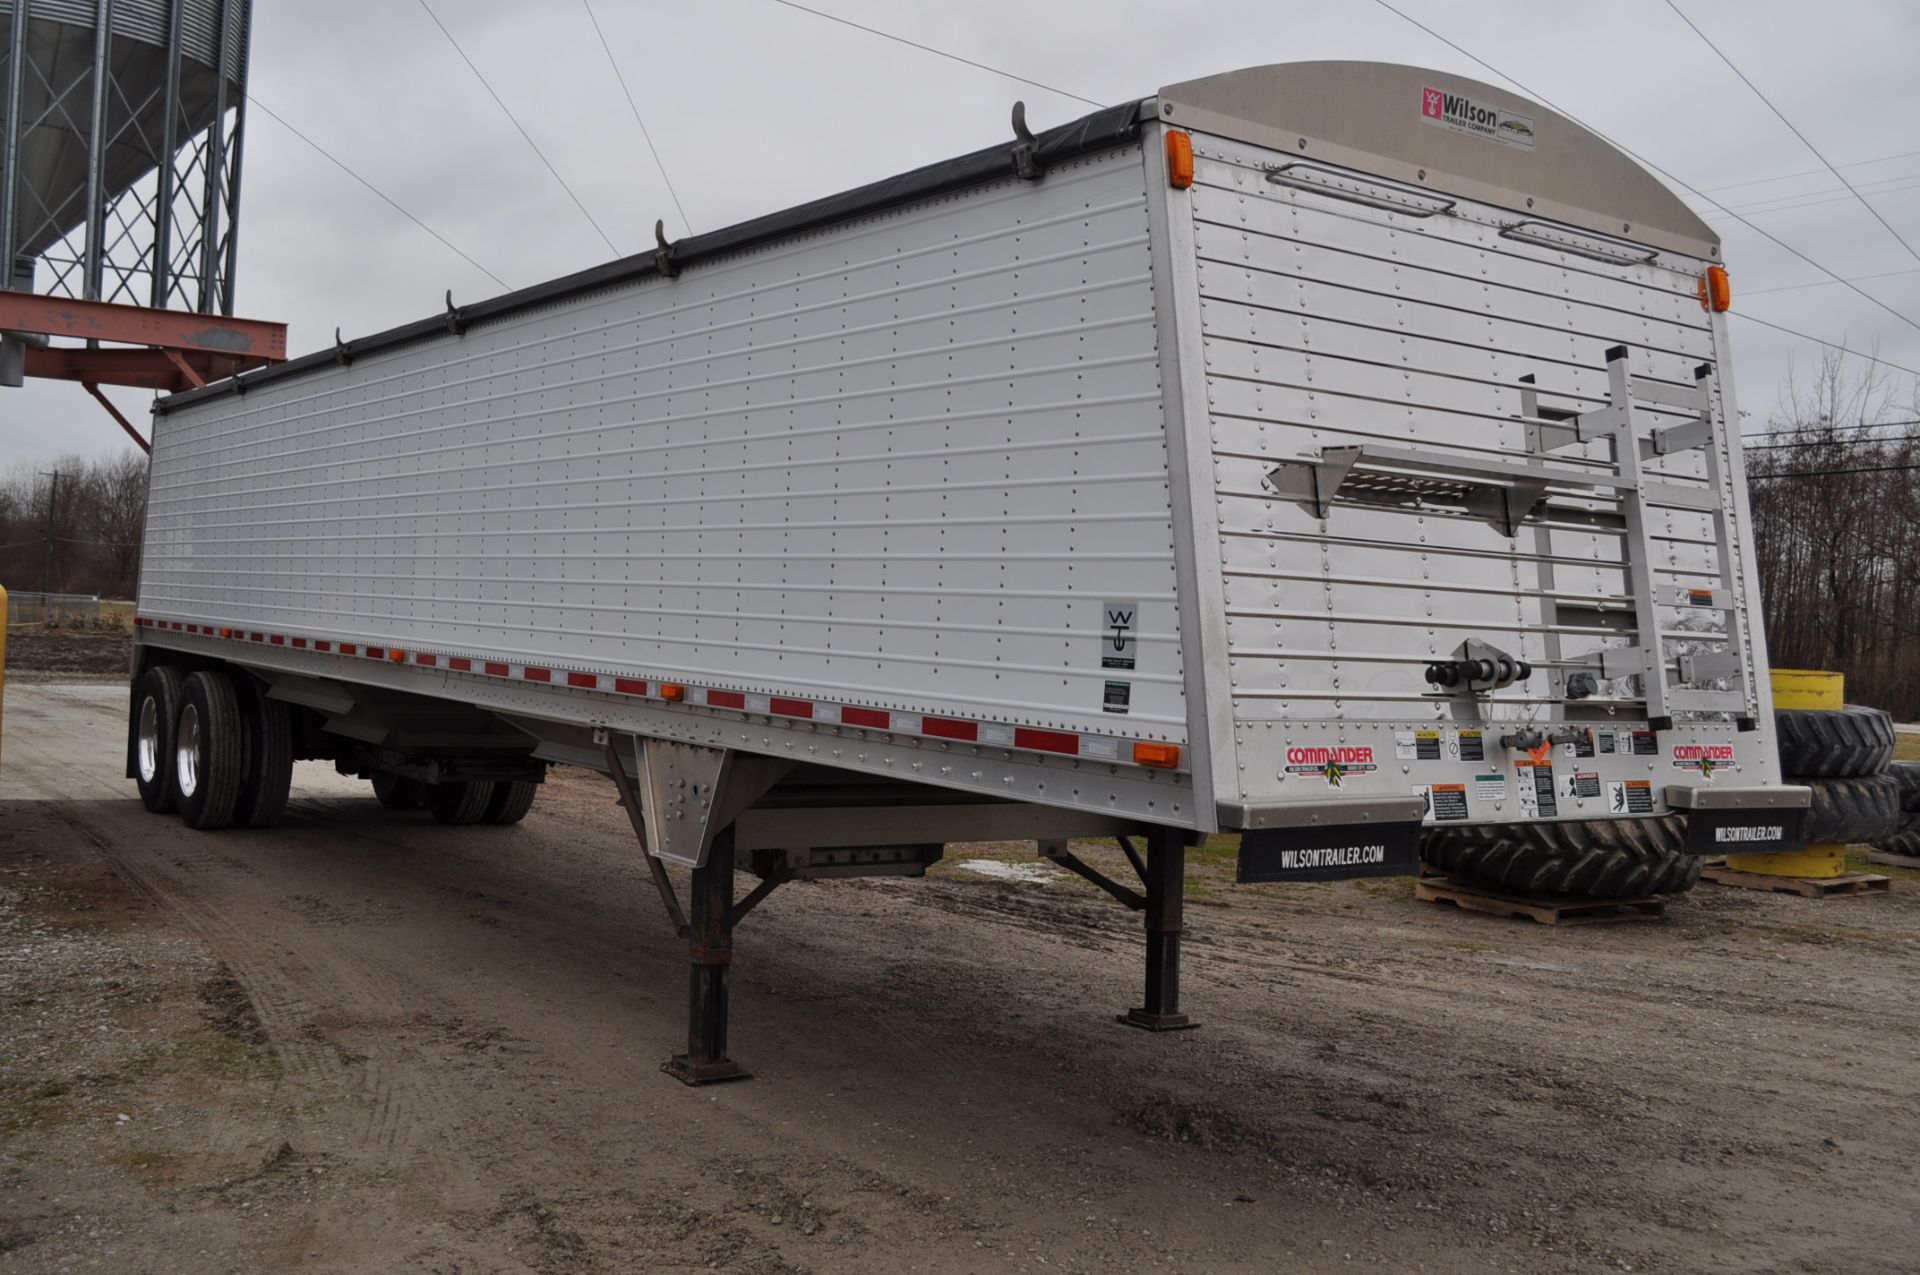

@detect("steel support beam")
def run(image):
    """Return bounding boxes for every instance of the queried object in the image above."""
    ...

[1120,826,1197,1031]
[1,0,29,289]
[663,826,750,1086]
[82,0,112,302]
[217,0,249,315]
[21,344,258,390]
[0,289,286,357]
[151,0,184,307]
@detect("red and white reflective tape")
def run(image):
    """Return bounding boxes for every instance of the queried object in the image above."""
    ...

[132,615,1181,770]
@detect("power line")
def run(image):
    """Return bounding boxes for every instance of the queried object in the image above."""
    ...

[1697,145,1920,199]
[246,95,510,291]
[764,1,1101,108]
[416,0,621,257]
[1745,265,1920,299]
[1730,313,1920,378]
[581,0,691,237]
[1664,1,1920,273]
[1743,418,1920,440]
[1744,430,1920,452]
[1366,0,1920,339]
[1749,462,1920,479]
[1710,171,1920,221]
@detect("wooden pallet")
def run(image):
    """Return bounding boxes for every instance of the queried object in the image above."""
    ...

[1414,877,1666,926]
[1866,850,1920,870]
[1698,865,1891,898]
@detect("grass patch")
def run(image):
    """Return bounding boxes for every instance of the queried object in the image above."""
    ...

[127,1146,185,1187]
[1848,847,1920,881]
[1895,733,1920,762]
[0,1079,76,1136]
[1351,876,1417,902]
[125,1029,282,1085]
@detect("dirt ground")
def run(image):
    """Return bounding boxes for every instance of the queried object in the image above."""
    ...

[2,683,1918,1274]
[3,630,131,679]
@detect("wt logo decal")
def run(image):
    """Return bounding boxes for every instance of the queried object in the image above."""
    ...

[1422,87,1444,119]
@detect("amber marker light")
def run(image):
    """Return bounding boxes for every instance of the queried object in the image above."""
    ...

[1133,741,1181,769]
[1165,130,1194,189]
[1698,265,1731,312]
[660,682,686,701]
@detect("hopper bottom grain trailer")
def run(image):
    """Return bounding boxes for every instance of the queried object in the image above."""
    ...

[127,62,1808,1083]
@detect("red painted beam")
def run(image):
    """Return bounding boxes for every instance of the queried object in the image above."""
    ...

[22,345,264,390]
[0,290,286,359]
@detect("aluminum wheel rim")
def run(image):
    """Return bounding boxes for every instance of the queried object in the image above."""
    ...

[137,695,161,784]
[176,702,202,799]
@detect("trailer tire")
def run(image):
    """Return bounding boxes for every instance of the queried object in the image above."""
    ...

[175,671,244,831]
[481,780,538,825]
[133,665,186,813]
[1800,774,1903,844]
[1774,705,1895,778]
[1422,817,1700,899]
[425,780,492,825]
[231,677,293,829]
[371,772,425,810]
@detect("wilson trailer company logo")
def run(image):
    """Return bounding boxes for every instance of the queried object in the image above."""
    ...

[1420,86,1536,150]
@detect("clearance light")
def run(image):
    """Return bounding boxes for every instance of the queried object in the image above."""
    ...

[1133,741,1181,769]
[217,627,233,639]
[1698,265,1731,312]
[388,648,406,663]
[660,682,686,701]
[1165,130,1194,190]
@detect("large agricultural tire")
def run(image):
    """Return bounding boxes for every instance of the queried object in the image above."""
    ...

[175,670,245,831]
[1774,705,1895,778]
[1800,774,1903,845]
[232,677,293,829]
[1422,816,1701,899]
[133,665,185,814]
[425,780,492,825]
[481,780,538,825]
[1885,760,1920,814]
[371,772,425,810]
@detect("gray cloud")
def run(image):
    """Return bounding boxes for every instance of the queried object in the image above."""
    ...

[5,0,1917,466]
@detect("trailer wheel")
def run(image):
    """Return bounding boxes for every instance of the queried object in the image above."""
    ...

[232,677,293,828]
[425,780,492,825]
[1774,704,1895,778]
[371,772,425,810]
[1422,816,1700,899]
[481,780,538,825]
[1800,774,1903,844]
[134,665,185,813]
[175,671,244,831]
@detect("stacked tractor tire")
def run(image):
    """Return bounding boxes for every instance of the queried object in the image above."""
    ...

[1775,703,1902,848]
[1421,702,1903,901]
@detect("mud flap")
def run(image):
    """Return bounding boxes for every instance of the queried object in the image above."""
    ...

[1683,805,1807,856]
[1235,819,1422,883]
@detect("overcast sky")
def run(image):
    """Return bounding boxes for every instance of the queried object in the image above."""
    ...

[6,0,1919,466]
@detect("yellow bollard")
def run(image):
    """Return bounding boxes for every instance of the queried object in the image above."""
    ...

[1728,668,1846,877]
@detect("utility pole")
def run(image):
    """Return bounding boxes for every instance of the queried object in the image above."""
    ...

[39,469,63,596]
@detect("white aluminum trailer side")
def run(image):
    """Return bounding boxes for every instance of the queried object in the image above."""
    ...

[128,63,1806,1081]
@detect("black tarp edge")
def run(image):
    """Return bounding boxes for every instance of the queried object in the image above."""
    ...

[156,99,1145,415]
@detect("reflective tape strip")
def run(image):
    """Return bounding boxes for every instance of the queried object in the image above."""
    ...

[129,617,1181,771]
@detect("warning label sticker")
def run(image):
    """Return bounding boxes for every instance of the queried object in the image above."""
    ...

[1420,85,1536,150]
[1285,745,1378,787]
[1630,730,1660,756]
[1418,783,1470,823]
[1474,772,1505,804]
[1517,760,1557,818]
[1608,779,1655,814]
[1569,771,1602,800]
[1596,730,1617,755]
[1102,680,1131,715]
[1456,729,1485,762]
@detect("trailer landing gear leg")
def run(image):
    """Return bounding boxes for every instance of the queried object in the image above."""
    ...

[1121,827,1197,1031]
[663,828,751,1086]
